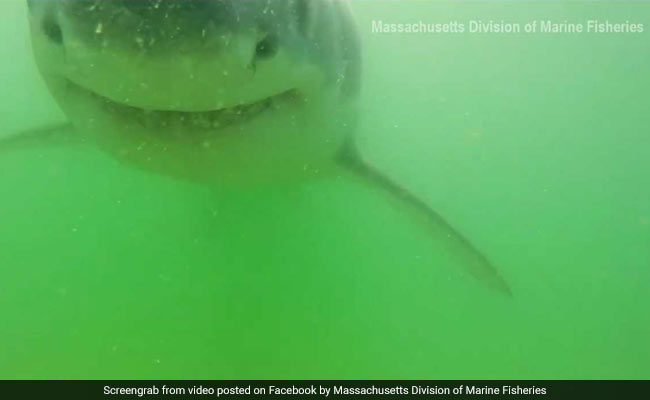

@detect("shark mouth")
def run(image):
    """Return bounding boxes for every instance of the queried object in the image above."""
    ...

[66,79,301,136]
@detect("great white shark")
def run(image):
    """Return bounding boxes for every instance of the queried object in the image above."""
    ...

[5,0,512,295]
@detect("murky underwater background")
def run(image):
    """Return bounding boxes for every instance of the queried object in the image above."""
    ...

[1,0,649,378]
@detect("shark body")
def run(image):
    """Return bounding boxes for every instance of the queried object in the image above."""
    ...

[7,0,512,295]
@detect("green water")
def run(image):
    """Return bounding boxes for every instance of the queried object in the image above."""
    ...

[1,0,649,378]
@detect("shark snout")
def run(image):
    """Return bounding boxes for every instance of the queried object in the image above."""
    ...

[27,0,312,112]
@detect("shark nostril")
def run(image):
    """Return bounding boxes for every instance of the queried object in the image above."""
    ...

[42,16,63,45]
[254,34,278,60]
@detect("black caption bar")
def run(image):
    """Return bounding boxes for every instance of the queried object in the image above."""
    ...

[0,380,647,399]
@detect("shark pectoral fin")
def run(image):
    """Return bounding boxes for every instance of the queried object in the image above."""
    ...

[0,122,81,154]
[337,140,513,297]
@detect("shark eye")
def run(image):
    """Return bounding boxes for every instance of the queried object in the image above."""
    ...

[42,16,63,45]
[254,34,278,60]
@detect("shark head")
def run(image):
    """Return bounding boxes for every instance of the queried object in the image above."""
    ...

[27,0,360,184]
